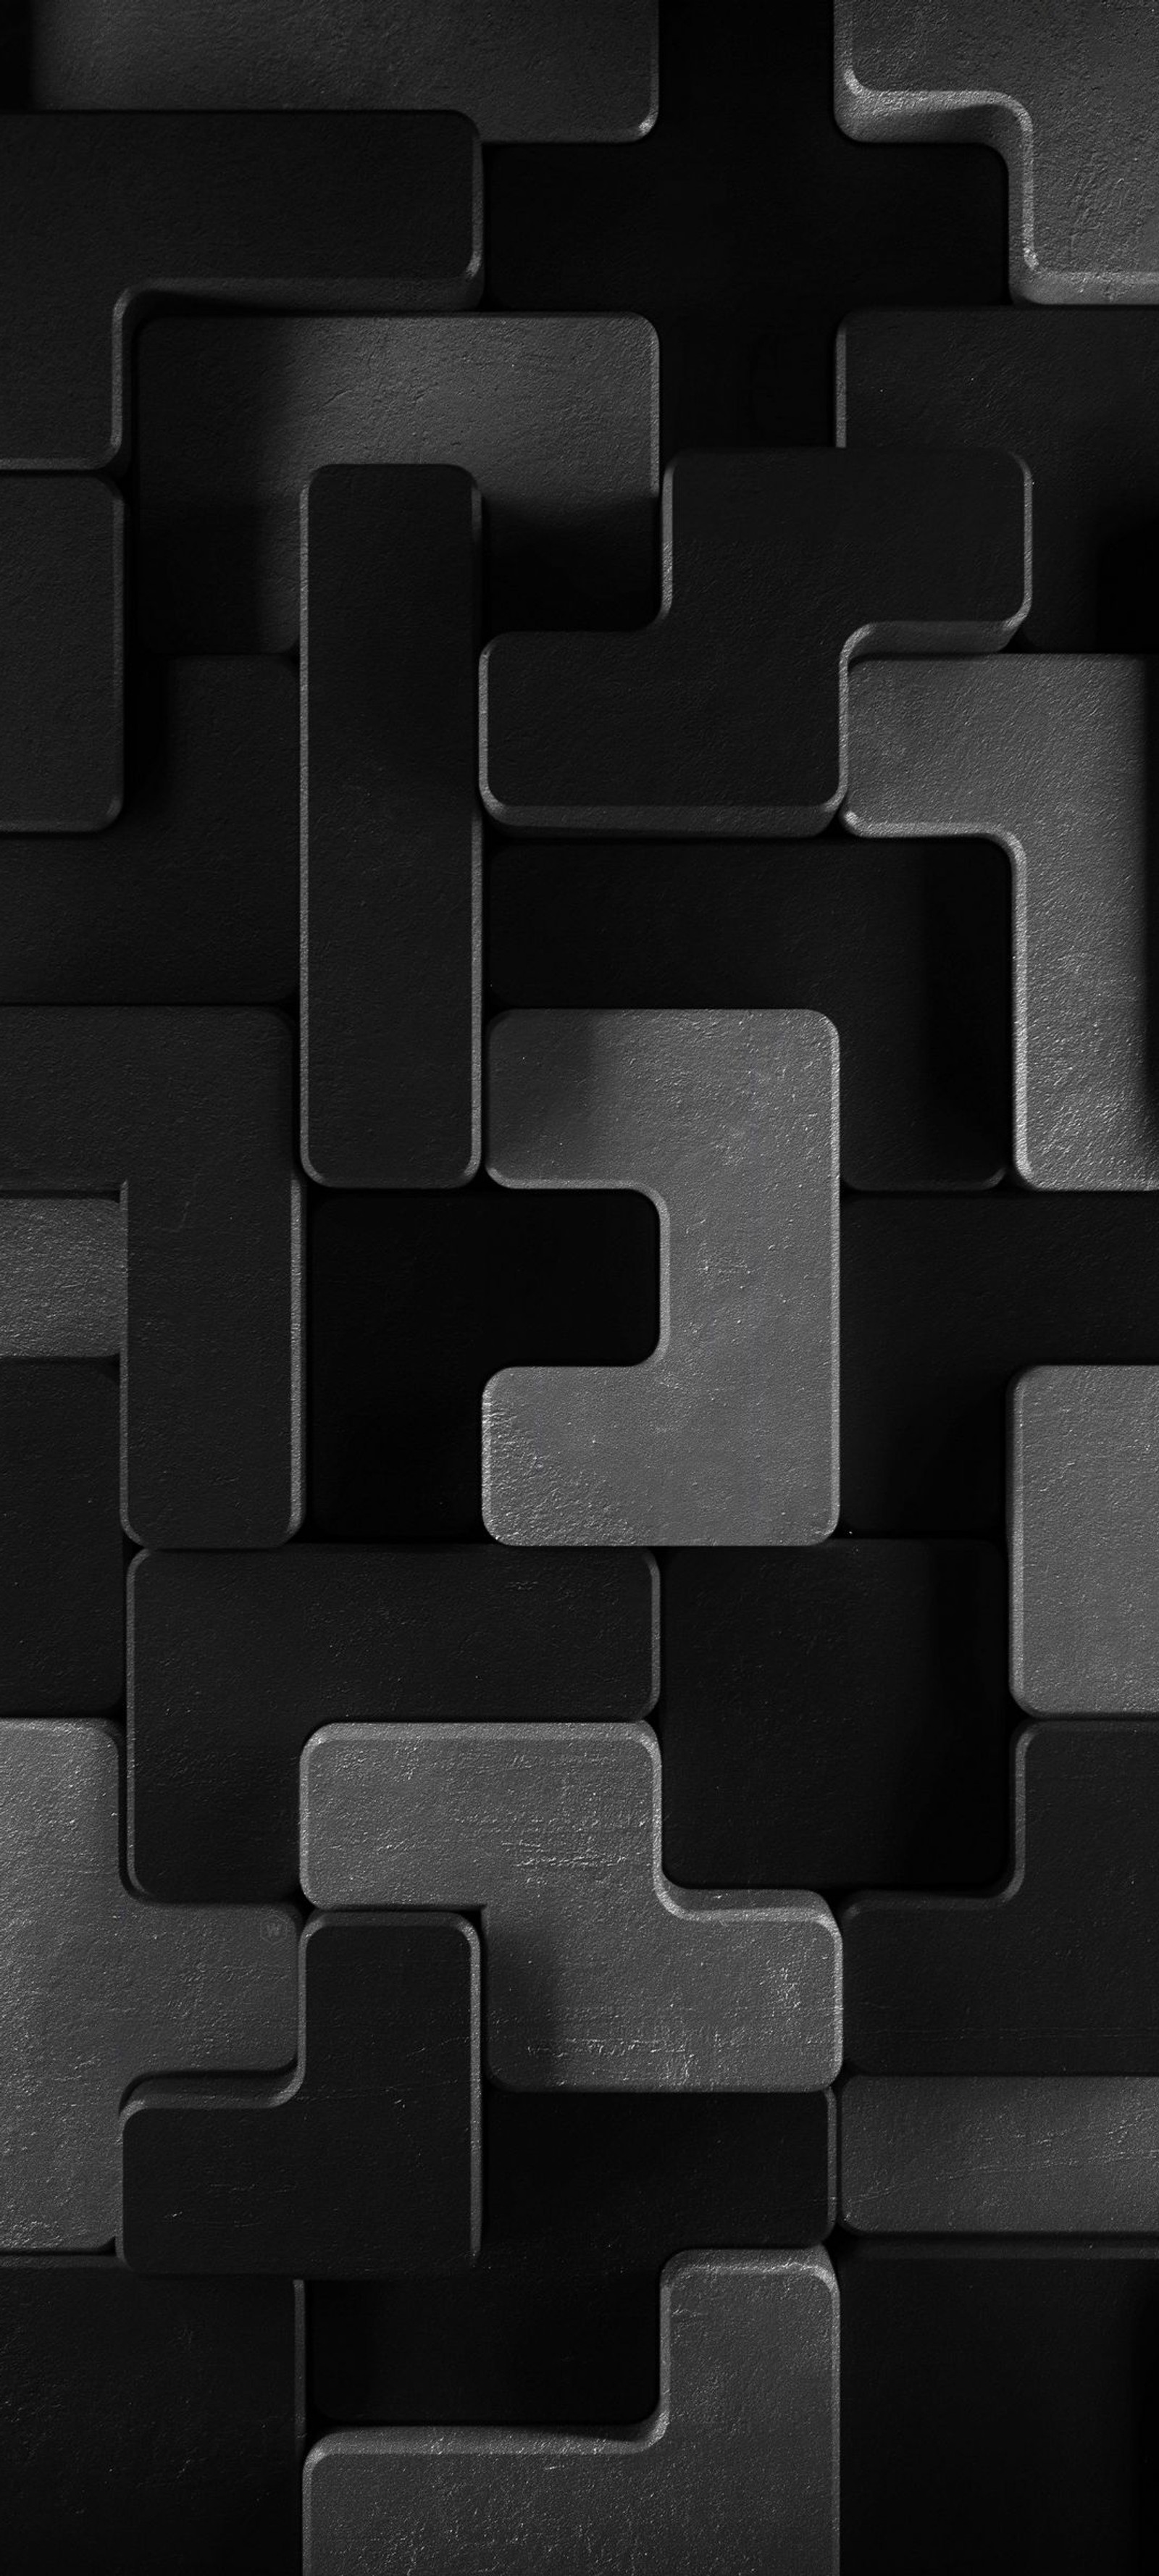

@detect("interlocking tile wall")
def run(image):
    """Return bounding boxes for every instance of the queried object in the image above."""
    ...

[1,1,1157,2568]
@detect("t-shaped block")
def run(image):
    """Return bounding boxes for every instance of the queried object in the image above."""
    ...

[301,1720,841,2090]
[482,447,1029,835]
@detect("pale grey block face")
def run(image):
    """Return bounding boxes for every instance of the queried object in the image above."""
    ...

[842,2076,1159,2232]
[845,656,1159,1191]
[32,0,658,138]
[304,2250,839,2576]
[301,1721,842,2088]
[0,1197,124,1355]
[0,1722,297,2248]
[482,1011,839,1545]
[834,0,1159,302]
[1010,1366,1159,1713]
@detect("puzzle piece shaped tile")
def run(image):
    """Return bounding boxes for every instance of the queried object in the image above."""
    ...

[842,2076,1159,2231]
[0,1010,298,1545]
[0,658,297,1004]
[840,306,1159,650]
[481,448,1029,835]
[845,656,1159,1189]
[845,1723,1159,2069]
[0,477,121,830]
[0,1723,296,2249]
[312,2089,834,2425]
[137,314,657,650]
[0,114,478,465]
[301,1722,841,2088]
[1011,1366,1159,1712]
[129,1544,657,1899]
[122,1914,480,2277]
[482,1010,837,1546]
[0,2260,301,2575]
[301,465,480,1187]
[31,0,657,136]
[835,0,1159,301]
[304,2252,838,2576]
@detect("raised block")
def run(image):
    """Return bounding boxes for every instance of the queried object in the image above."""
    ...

[1011,1366,1159,1711]
[483,1010,839,1546]
[836,0,1159,302]
[121,1915,480,2278]
[0,1724,295,2249]
[31,0,658,138]
[301,465,480,1187]
[0,477,121,830]
[845,1724,1159,2070]
[304,2253,838,2576]
[839,306,1159,651]
[842,2076,1159,2232]
[482,448,1029,835]
[301,1721,842,2089]
[0,1365,122,1710]
[0,658,298,1005]
[0,1009,299,1546]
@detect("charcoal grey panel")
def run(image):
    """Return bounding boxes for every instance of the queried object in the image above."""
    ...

[0,1723,296,2249]
[304,2250,839,2576]
[301,465,481,1188]
[845,657,1159,1189]
[33,0,657,137]
[481,448,1029,837]
[0,1011,300,1547]
[1010,1366,1159,1713]
[842,2075,1159,2231]
[0,1199,123,1355]
[483,1010,839,1547]
[136,316,658,651]
[837,306,1159,655]
[0,658,298,1005]
[0,477,122,832]
[834,0,1159,301]
[843,1724,1159,2072]
[301,1721,841,2089]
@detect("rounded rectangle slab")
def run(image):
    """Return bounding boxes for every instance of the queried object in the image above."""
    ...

[842,2075,1159,2232]
[1010,1365,1159,1711]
